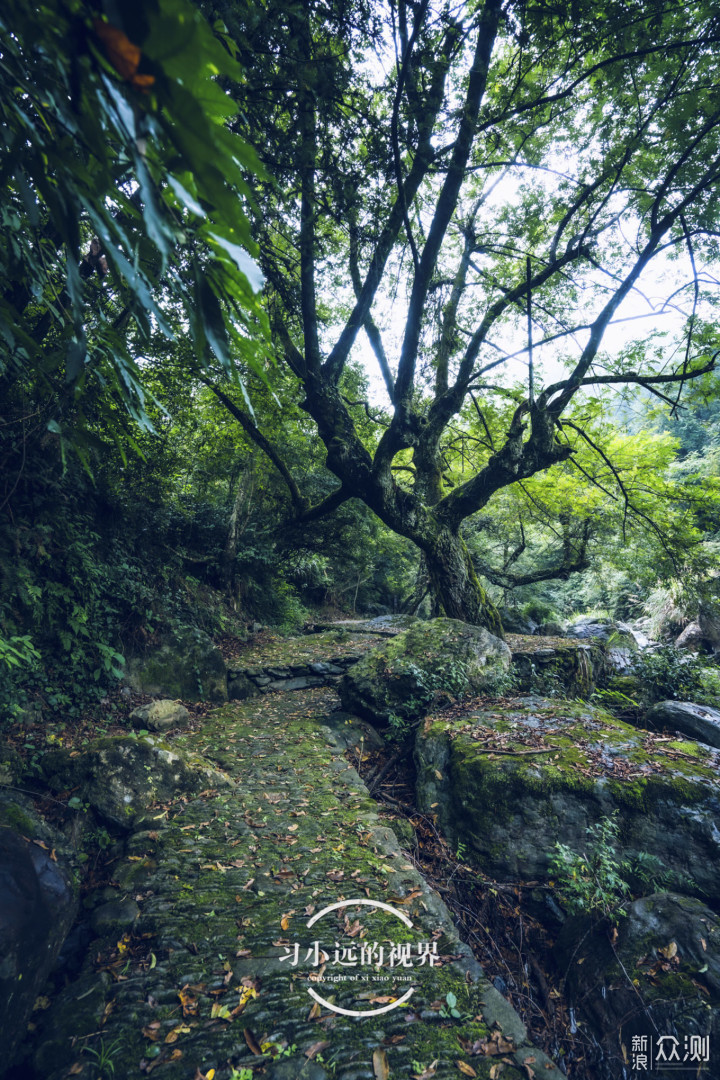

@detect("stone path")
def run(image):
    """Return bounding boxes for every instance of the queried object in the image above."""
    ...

[35,683,562,1080]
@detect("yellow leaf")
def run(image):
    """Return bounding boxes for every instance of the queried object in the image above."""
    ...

[457,1062,477,1076]
[165,1023,191,1043]
[658,941,677,959]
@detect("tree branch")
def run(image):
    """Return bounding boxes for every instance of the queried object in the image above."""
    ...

[202,380,308,516]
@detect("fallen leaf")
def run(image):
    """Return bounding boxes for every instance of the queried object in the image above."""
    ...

[658,941,678,960]
[305,1040,330,1060]
[388,889,422,906]
[457,1063,477,1077]
[413,1062,438,1080]
[244,1028,262,1055]
[165,1023,192,1042]
[373,1048,390,1079]
[307,1002,321,1020]
[210,1003,232,1020]
[178,986,199,1018]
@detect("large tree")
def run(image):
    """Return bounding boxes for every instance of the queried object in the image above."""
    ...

[210,0,720,634]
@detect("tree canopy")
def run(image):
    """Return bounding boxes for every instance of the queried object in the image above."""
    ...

[200,0,720,632]
[1,0,266,463]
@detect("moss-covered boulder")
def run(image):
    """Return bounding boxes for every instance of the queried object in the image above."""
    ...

[125,627,227,702]
[507,634,604,696]
[645,699,720,749]
[129,699,190,732]
[338,617,511,724]
[415,696,720,897]
[0,791,78,1070]
[554,892,719,1080]
[41,735,233,828]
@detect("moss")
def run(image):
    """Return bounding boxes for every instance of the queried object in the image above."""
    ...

[668,740,705,757]
[0,801,38,836]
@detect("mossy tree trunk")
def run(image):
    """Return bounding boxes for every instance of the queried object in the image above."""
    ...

[423,527,503,636]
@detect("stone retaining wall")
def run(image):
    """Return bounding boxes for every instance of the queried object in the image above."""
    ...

[227,655,358,698]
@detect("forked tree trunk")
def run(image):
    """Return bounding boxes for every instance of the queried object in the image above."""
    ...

[423,527,504,638]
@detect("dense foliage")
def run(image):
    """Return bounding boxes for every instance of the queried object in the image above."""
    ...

[2,0,720,720]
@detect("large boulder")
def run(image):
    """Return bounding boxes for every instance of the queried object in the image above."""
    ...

[415,696,720,897]
[698,596,720,653]
[675,620,705,651]
[555,892,720,1080]
[565,618,639,672]
[646,700,720,749]
[0,791,78,1070]
[41,735,232,828]
[498,607,537,635]
[338,617,511,725]
[124,626,227,702]
[506,634,604,696]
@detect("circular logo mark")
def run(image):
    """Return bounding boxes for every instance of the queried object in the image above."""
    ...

[304,898,416,1017]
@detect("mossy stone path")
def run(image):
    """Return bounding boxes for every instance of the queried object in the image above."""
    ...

[36,682,562,1080]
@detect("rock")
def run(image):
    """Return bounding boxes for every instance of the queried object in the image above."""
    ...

[564,618,639,673]
[42,735,232,828]
[565,617,635,646]
[535,620,566,636]
[228,672,260,700]
[698,597,720,653]
[124,626,227,702]
[675,620,705,650]
[0,792,78,1070]
[498,608,537,635]
[309,661,344,675]
[415,696,720,897]
[645,700,720,749]
[32,972,112,1077]
[129,699,190,732]
[313,614,421,636]
[555,893,720,1080]
[339,617,511,724]
[267,675,324,691]
[507,635,603,696]
[90,898,140,934]
[0,744,23,785]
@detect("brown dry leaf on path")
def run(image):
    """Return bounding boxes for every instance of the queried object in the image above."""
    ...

[178,986,199,1018]
[243,1028,262,1055]
[373,1048,390,1079]
[387,889,421,906]
[305,1040,330,1059]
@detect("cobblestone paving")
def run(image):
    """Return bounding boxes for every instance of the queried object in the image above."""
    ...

[37,684,562,1080]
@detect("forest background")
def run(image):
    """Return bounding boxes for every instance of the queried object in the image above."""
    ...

[2,0,720,726]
